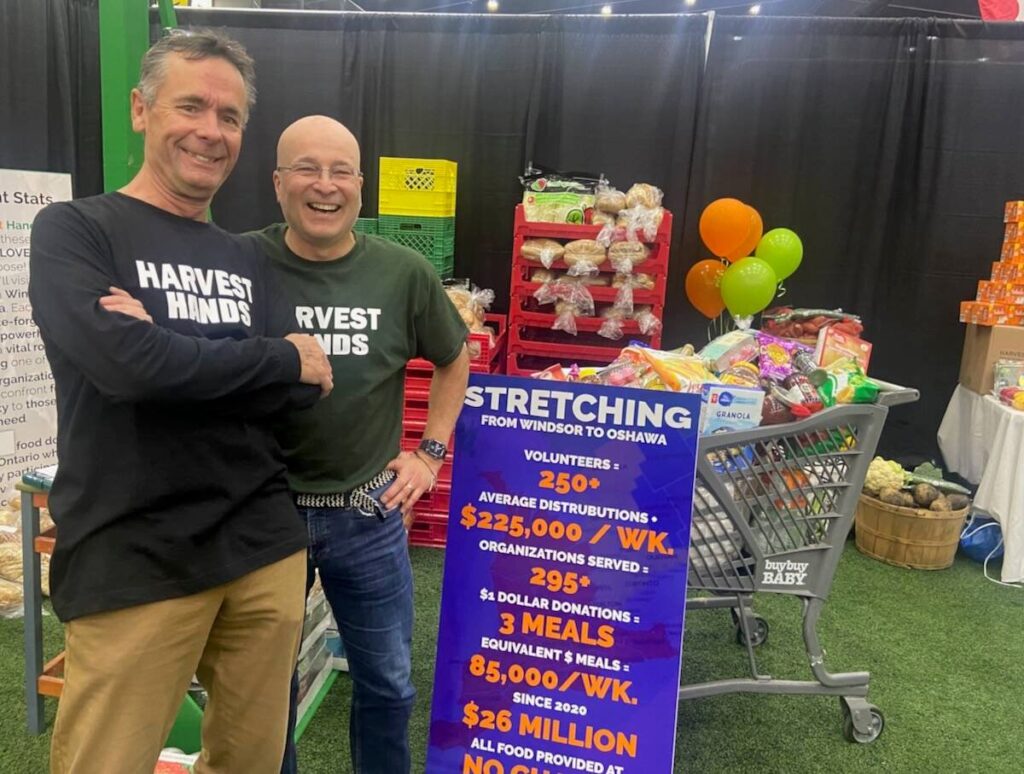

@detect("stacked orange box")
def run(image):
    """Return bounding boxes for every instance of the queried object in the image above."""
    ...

[976,280,1024,304]
[1003,243,1024,263]
[960,301,1024,326]
[991,262,1024,282]
[959,201,1024,326]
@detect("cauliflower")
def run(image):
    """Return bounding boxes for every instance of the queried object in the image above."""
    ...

[864,457,905,495]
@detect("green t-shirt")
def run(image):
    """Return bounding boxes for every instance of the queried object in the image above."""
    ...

[250,224,468,493]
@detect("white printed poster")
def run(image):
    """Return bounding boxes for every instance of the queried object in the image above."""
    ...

[0,169,71,505]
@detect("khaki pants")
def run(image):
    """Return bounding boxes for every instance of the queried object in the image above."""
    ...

[50,550,306,774]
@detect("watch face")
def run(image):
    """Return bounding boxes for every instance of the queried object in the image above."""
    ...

[419,439,447,460]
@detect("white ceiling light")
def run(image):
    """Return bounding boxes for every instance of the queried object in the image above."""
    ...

[487,0,499,10]
[749,4,761,14]
[601,4,613,14]
[685,0,697,6]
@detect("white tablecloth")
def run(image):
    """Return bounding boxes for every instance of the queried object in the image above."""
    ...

[938,385,1024,583]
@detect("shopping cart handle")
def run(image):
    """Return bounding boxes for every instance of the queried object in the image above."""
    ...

[872,379,920,407]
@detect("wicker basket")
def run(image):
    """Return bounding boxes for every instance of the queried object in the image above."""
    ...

[855,493,968,570]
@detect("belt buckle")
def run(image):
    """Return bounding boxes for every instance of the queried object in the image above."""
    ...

[359,470,398,521]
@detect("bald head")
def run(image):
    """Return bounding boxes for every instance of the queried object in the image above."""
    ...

[273,115,365,261]
[277,115,361,171]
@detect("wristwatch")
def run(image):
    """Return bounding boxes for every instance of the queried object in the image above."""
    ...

[418,438,448,461]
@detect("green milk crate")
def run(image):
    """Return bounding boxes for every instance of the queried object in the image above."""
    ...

[354,217,378,235]
[378,215,455,278]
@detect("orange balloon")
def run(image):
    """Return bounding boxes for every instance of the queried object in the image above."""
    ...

[699,198,751,258]
[685,259,726,319]
[725,206,763,263]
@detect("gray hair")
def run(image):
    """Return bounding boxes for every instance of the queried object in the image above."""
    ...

[137,29,256,121]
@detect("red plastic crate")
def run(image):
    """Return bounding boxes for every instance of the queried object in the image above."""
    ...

[405,352,503,396]
[415,488,452,516]
[511,207,671,280]
[508,298,664,344]
[513,203,673,245]
[505,202,672,380]
[507,335,633,365]
[399,429,455,469]
[407,313,507,375]
[510,272,667,308]
[403,397,429,416]
[403,379,432,401]
[403,405,430,424]
[408,514,449,548]
[509,324,660,353]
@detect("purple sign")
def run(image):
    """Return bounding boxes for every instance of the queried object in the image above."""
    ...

[427,374,699,774]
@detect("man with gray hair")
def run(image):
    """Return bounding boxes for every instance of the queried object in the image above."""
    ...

[29,29,332,773]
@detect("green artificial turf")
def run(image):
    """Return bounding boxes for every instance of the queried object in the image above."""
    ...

[1,544,1020,773]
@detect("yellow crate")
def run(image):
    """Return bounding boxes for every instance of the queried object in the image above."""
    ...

[378,157,457,217]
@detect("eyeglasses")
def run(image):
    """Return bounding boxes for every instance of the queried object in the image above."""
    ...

[276,164,363,183]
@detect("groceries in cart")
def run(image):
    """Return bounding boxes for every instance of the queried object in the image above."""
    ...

[523,306,888,435]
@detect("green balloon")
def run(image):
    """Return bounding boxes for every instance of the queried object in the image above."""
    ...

[755,228,803,280]
[720,257,778,317]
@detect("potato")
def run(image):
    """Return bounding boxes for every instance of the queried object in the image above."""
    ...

[912,483,940,508]
[879,487,914,508]
[929,496,952,512]
[946,493,971,512]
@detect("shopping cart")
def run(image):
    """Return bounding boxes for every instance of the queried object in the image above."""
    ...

[679,382,919,744]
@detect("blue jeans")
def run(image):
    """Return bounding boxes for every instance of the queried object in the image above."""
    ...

[281,489,415,774]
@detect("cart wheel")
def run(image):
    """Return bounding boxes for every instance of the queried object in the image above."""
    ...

[734,616,769,647]
[841,704,884,744]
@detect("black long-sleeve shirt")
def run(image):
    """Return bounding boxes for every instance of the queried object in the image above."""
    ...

[29,192,318,621]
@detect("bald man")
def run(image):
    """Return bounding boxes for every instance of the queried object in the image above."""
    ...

[247,116,470,774]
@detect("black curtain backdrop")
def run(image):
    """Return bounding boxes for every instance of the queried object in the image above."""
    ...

[685,16,1024,458]
[180,11,709,320]
[0,0,101,198]
[3,5,1023,460]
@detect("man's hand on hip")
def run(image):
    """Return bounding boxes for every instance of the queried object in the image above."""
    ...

[285,334,333,397]
[383,451,442,528]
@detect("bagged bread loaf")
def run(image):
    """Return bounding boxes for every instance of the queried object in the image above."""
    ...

[613,272,655,290]
[562,240,607,276]
[530,268,556,284]
[633,305,662,336]
[608,242,650,271]
[446,286,492,331]
[0,544,20,583]
[598,308,626,341]
[590,210,617,227]
[446,285,497,359]
[521,238,565,268]
[565,272,611,287]
[0,577,22,617]
[595,188,627,214]
[625,183,663,209]
[617,206,665,242]
[534,278,596,317]
[554,300,585,335]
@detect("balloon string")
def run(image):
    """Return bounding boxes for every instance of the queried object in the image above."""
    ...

[776,281,786,298]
